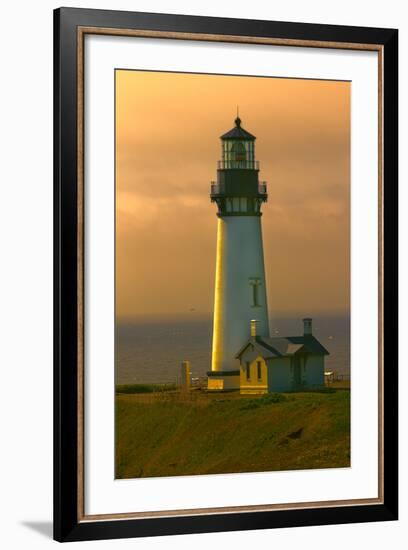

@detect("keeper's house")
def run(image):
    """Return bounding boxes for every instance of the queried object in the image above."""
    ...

[236,318,329,395]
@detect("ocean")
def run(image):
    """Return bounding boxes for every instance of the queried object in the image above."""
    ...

[115,315,350,385]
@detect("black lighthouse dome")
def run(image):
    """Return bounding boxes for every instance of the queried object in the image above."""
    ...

[220,117,256,141]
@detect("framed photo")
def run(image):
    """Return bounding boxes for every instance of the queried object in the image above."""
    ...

[54,7,398,542]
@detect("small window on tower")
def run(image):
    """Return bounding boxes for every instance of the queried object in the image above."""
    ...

[249,278,261,307]
[246,362,251,381]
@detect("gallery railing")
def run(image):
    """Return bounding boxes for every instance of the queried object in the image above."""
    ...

[217,160,260,170]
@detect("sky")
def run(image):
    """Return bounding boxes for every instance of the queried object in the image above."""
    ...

[115,70,350,320]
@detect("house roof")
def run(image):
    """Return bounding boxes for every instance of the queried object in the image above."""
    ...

[220,117,256,141]
[235,335,329,360]
[235,339,278,360]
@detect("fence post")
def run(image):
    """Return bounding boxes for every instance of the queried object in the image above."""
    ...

[180,361,191,392]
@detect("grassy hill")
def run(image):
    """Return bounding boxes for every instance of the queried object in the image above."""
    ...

[115,389,350,479]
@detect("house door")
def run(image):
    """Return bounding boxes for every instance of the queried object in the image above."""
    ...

[293,357,302,386]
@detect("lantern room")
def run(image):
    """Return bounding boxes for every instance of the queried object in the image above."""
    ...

[220,116,257,170]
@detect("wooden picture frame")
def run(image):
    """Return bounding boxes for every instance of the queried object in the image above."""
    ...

[54,7,398,542]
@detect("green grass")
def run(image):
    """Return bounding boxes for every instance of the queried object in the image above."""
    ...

[116,383,177,394]
[115,390,350,479]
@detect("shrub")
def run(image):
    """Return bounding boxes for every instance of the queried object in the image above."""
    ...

[240,392,287,410]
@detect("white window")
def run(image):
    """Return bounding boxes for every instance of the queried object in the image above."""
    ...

[249,278,261,307]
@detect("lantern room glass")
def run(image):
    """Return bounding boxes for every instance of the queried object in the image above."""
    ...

[222,139,255,169]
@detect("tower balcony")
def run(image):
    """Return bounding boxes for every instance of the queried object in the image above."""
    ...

[258,182,267,195]
[210,181,267,199]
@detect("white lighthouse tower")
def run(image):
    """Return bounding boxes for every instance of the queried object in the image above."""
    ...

[207,116,269,391]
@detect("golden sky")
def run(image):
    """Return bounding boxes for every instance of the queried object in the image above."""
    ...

[116,70,350,319]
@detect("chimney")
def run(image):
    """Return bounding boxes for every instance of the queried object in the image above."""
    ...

[303,318,312,336]
[250,319,258,337]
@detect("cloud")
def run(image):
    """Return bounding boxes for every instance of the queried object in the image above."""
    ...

[115,70,350,317]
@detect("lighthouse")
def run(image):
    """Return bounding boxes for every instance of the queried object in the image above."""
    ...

[207,116,269,391]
